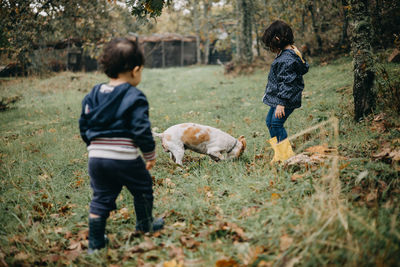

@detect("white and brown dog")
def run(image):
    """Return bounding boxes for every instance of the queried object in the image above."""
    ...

[153,123,246,165]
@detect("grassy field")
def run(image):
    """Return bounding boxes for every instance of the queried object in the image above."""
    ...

[1,57,400,266]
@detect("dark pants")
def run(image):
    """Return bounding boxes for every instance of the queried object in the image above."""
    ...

[266,106,294,143]
[88,157,153,218]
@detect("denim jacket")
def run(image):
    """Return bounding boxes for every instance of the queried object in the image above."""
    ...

[263,49,309,109]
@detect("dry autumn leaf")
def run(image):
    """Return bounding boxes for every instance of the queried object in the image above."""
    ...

[305,144,334,154]
[215,258,239,267]
[179,235,200,249]
[238,245,265,266]
[372,148,391,159]
[271,193,281,200]
[291,174,304,182]
[280,234,293,251]
[389,150,400,161]
[164,259,184,267]
[42,254,62,263]
[168,245,185,262]
[239,206,259,218]
[14,252,29,261]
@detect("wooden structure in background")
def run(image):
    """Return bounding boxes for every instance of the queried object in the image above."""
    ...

[139,34,198,68]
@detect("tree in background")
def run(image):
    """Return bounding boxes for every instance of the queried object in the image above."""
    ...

[0,0,54,73]
[127,0,172,19]
[348,0,375,121]
[237,0,253,64]
[0,0,142,73]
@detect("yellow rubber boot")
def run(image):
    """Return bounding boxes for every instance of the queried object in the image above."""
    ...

[269,137,295,163]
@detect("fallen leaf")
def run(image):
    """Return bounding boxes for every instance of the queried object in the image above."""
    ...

[280,234,293,251]
[77,229,89,241]
[64,231,73,239]
[373,113,385,121]
[239,206,259,218]
[14,252,29,261]
[64,250,80,261]
[257,260,272,267]
[389,150,400,161]
[305,144,335,154]
[164,259,184,267]
[238,245,265,266]
[172,221,186,228]
[179,235,200,249]
[68,240,83,251]
[339,162,350,170]
[128,238,156,253]
[42,254,62,263]
[212,221,248,242]
[372,148,391,159]
[290,174,304,182]
[215,258,239,267]
[168,245,185,262]
[365,189,378,202]
[119,207,130,220]
[271,193,281,200]
[254,154,264,160]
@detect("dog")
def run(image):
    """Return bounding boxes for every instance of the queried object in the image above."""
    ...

[153,123,246,165]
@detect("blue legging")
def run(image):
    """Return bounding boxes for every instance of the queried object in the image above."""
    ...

[266,106,294,143]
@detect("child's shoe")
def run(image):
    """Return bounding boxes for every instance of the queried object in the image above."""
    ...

[269,137,295,163]
[88,216,108,254]
[135,216,165,233]
[151,217,165,232]
[134,194,164,233]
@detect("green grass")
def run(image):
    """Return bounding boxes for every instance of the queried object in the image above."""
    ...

[1,58,400,266]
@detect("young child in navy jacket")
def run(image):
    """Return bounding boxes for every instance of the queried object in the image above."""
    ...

[261,20,309,161]
[79,37,164,253]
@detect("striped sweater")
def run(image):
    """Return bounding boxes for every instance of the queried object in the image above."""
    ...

[79,83,156,161]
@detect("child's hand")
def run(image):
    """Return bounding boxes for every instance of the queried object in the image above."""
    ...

[146,159,156,170]
[275,105,285,118]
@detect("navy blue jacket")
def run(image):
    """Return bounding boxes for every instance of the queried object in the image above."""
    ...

[263,49,309,109]
[79,83,155,154]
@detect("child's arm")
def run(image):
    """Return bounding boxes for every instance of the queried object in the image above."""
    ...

[275,61,301,107]
[128,93,156,164]
[78,96,90,146]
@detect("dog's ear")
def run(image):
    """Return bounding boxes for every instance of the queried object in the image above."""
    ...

[238,135,246,150]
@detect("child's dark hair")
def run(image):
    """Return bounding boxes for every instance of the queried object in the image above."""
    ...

[99,37,145,78]
[262,20,294,52]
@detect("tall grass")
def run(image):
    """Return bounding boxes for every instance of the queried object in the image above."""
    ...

[0,58,399,266]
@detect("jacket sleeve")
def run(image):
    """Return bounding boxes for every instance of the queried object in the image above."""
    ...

[79,95,90,146]
[129,94,156,161]
[276,61,301,106]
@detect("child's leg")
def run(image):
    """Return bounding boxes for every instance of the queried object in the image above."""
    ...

[121,157,164,232]
[88,158,123,251]
[268,108,294,142]
[265,106,275,137]
[133,191,154,232]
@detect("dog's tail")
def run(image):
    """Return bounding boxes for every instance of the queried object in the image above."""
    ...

[152,132,163,138]
[152,128,163,138]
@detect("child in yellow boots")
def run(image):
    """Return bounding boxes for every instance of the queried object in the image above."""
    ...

[261,20,309,162]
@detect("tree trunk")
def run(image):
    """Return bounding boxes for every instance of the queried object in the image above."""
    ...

[203,0,210,64]
[340,0,349,48]
[349,0,376,121]
[238,0,253,64]
[192,0,201,64]
[308,0,323,53]
[234,0,241,61]
[373,0,383,48]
